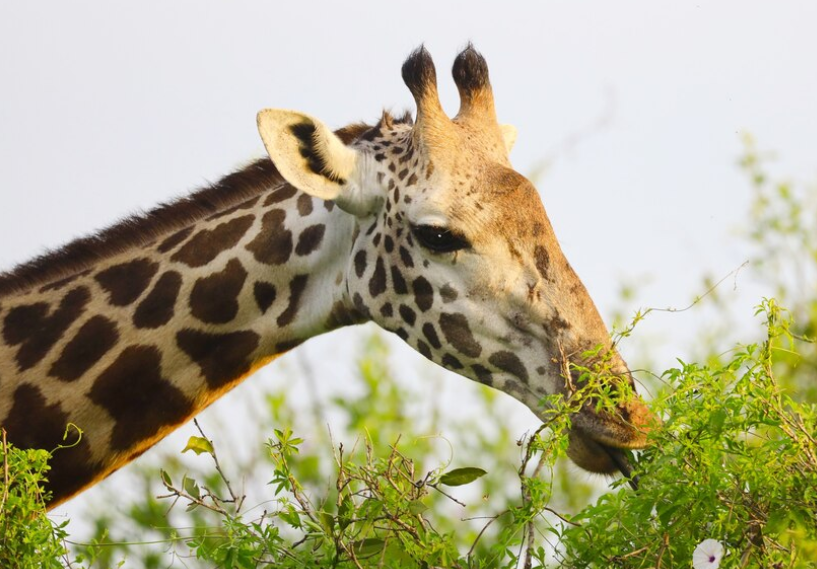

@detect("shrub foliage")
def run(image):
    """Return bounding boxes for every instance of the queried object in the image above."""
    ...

[1,142,815,567]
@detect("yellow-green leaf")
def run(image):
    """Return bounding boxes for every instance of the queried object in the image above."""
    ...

[320,511,335,533]
[181,436,214,456]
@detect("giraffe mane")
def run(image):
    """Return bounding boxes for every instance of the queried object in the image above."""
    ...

[0,124,377,298]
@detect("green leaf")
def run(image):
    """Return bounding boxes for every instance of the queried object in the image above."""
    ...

[439,467,487,487]
[708,409,727,436]
[159,469,173,488]
[657,503,682,527]
[354,537,385,558]
[408,500,429,515]
[279,505,302,529]
[319,511,335,533]
[181,436,214,456]
[183,476,201,500]
[338,495,354,529]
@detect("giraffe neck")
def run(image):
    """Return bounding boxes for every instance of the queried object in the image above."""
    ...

[0,159,361,507]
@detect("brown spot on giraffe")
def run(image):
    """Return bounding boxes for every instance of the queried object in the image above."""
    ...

[253,281,277,314]
[3,286,92,371]
[189,259,248,324]
[171,216,254,268]
[544,311,570,333]
[245,209,293,266]
[205,196,260,221]
[277,275,309,327]
[89,345,194,450]
[471,364,494,386]
[398,304,417,326]
[95,259,159,307]
[176,329,260,389]
[391,265,408,294]
[325,300,362,329]
[352,292,371,320]
[133,270,183,329]
[442,353,463,370]
[421,322,442,349]
[412,276,434,312]
[534,245,552,282]
[440,283,458,303]
[439,312,482,359]
[354,250,367,278]
[295,224,326,256]
[157,226,194,253]
[263,185,297,206]
[49,316,119,382]
[38,269,92,293]
[296,193,314,216]
[369,258,387,297]
[488,351,530,384]
[399,246,414,268]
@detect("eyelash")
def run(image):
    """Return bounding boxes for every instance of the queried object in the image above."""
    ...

[410,225,471,253]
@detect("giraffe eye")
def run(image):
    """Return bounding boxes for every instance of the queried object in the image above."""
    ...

[411,225,471,253]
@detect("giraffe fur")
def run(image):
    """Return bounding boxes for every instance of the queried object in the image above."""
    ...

[0,45,654,508]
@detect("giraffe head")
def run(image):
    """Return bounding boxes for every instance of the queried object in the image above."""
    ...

[257,46,654,478]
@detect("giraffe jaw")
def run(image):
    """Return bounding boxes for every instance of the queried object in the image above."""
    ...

[571,432,640,490]
[563,398,655,489]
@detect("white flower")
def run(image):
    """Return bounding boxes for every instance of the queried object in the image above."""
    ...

[692,539,725,569]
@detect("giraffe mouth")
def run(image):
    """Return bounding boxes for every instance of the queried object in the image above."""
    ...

[566,425,643,490]
[601,444,639,490]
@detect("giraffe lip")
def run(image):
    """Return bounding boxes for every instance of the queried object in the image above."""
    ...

[600,443,639,490]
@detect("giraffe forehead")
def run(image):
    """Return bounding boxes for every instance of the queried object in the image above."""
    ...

[416,165,550,240]
[361,118,507,174]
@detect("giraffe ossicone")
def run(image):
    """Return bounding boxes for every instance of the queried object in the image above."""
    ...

[0,45,654,509]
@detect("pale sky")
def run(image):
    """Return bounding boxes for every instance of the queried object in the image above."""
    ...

[1,0,816,526]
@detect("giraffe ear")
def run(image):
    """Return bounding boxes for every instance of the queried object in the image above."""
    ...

[500,124,518,154]
[257,109,381,216]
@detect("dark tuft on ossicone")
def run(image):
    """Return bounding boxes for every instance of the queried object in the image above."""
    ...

[452,43,491,100]
[401,46,437,101]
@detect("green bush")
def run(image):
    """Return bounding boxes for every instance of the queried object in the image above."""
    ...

[562,300,817,567]
[0,432,71,568]
[3,140,816,567]
[23,300,815,568]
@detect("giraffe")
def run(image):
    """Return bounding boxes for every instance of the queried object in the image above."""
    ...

[0,45,653,509]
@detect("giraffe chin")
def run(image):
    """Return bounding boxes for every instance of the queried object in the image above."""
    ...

[566,428,641,490]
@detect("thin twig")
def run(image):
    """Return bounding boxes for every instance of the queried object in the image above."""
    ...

[466,511,510,559]
[1,429,9,513]
[193,418,245,512]
[655,532,669,568]
[427,484,467,508]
